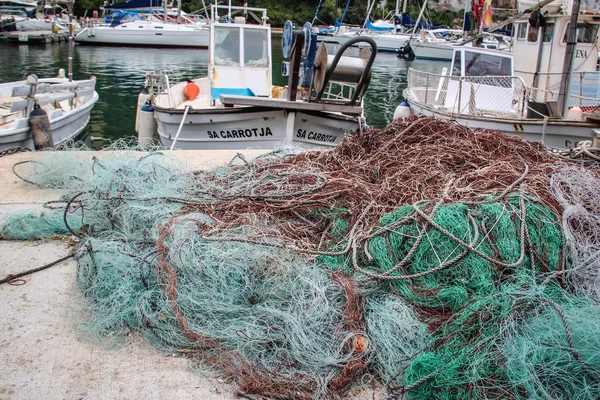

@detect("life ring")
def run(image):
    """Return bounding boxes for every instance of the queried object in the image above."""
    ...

[44,15,52,22]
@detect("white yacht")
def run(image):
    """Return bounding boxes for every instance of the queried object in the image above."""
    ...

[145,3,377,150]
[403,3,600,149]
[74,9,208,48]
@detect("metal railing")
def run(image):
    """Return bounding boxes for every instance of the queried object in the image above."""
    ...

[407,69,600,119]
[406,69,528,118]
[515,70,600,109]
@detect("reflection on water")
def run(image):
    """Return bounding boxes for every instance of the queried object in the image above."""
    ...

[0,41,448,149]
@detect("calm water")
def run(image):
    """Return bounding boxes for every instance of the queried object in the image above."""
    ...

[0,39,447,148]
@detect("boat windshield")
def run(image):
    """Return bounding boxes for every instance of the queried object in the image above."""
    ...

[243,29,269,67]
[463,51,512,77]
[214,26,240,66]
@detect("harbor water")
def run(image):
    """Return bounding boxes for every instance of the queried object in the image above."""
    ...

[0,39,447,149]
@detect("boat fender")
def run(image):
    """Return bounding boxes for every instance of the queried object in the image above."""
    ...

[567,106,583,121]
[29,105,54,150]
[393,100,412,120]
[184,81,200,100]
[135,86,151,133]
[138,100,155,147]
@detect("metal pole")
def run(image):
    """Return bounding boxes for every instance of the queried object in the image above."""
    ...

[558,0,580,119]
[412,0,428,34]
[68,0,73,82]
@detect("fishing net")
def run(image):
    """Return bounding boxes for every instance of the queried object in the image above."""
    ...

[550,165,600,301]
[353,195,563,310]
[401,285,600,400]
[2,117,600,399]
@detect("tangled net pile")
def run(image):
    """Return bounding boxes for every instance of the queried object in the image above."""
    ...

[3,117,600,399]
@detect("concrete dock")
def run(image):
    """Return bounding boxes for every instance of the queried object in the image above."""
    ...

[0,150,382,400]
[1,30,69,44]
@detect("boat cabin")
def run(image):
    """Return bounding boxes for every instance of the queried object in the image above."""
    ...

[512,10,600,107]
[209,12,271,101]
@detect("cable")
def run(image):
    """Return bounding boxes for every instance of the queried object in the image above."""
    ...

[0,253,75,286]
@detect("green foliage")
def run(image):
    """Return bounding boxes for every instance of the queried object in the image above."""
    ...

[72,0,464,28]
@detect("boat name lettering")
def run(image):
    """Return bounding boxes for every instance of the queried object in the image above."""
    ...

[575,50,588,59]
[207,127,273,139]
[296,129,337,143]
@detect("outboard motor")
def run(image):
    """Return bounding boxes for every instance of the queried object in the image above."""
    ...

[396,41,415,60]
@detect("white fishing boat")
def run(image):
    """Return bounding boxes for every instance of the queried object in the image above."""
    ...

[0,70,99,150]
[144,3,376,150]
[403,2,600,149]
[74,7,208,48]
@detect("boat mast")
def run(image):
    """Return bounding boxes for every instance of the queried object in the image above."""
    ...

[558,0,581,119]
[163,0,167,23]
[412,0,428,34]
[362,0,376,29]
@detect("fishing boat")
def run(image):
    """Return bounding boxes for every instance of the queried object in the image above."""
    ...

[403,1,600,149]
[0,70,99,150]
[74,0,208,48]
[145,3,377,150]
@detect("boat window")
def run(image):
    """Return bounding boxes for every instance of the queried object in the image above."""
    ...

[452,51,462,76]
[517,23,527,41]
[464,51,512,77]
[543,22,554,42]
[214,26,240,66]
[527,25,538,42]
[563,23,600,43]
[243,29,269,67]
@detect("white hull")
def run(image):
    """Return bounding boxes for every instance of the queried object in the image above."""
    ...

[411,41,455,61]
[155,107,358,150]
[14,17,77,31]
[0,91,99,150]
[15,18,55,31]
[75,23,209,48]
[407,95,598,149]
[335,32,412,52]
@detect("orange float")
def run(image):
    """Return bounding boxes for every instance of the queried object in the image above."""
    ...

[184,81,200,100]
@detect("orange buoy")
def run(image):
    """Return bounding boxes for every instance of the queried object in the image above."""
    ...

[184,81,200,100]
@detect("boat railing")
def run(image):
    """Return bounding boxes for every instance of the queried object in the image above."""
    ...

[406,68,528,118]
[515,70,600,109]
[210,4,268,25]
